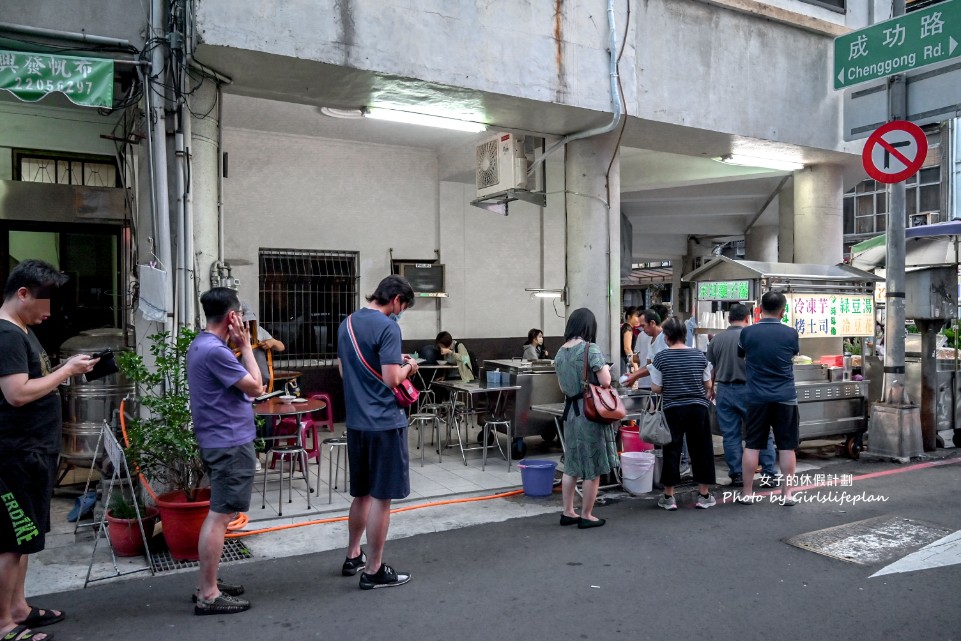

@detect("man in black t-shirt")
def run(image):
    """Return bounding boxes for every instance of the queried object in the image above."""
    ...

[0,260,96,641]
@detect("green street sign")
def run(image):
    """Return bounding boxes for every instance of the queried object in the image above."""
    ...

[0,49,114,108]
[834,0,961,90]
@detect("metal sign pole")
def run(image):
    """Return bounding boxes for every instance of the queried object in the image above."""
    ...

[868,0,925,461]
[884,62,908,404]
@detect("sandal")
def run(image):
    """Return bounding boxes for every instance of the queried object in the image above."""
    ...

[20,607,64,628]
[193,593,250,616]
[191,578,245,602]
[2,624,54,641]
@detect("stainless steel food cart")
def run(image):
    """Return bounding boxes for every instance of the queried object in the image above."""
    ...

[483,359,565,458]
[683,257,881,454]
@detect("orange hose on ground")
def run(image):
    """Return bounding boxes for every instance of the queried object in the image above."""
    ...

[120,399,552,538]
[224,487,539,539]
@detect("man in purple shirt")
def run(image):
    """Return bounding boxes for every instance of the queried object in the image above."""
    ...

[187,288,264,615]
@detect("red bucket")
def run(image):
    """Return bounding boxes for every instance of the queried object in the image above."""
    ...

[619,426,653,453]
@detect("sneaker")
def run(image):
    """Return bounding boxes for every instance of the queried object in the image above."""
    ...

[696,493,716,509]
[342,551,367,576]
[192,578,245,602]
[657,495,677,511]
[359,563,411,590]
[254,459,262,472]
[729,473,743,486]
[194,592,250,616]
[679,464,693,480]
[758,475,776,488]
[736,494,760,505]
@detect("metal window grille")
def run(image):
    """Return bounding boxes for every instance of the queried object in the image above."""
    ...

[15,151,119,187]
[259,249,359,367]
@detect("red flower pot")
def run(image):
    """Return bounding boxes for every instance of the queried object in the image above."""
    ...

[106,507,160,557]
[155,489,211,561]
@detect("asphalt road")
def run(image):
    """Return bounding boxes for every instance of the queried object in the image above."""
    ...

[36,454,961,641]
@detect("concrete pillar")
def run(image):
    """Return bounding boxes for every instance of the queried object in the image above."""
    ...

[745,225,778,263]
[188,80,222,324]
[566,130,620,359]
[793,164,844,358]
[778,180,795,263]
[794,164,843,264]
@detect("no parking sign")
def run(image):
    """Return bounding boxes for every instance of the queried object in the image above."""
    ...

[862,120,928,184]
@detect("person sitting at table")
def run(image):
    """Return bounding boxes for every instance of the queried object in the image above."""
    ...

[241,302,285,353]
[436,331,475,382]
[522,328,549,361]
[240,302,285,389]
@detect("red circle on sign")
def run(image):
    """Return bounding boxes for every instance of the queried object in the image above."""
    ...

[862,120,928,184]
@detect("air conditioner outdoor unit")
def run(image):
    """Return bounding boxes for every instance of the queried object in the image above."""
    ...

[476,133,528,198]
[910,212,939,227]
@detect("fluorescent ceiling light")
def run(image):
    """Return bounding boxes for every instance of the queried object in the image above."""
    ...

[716,154,804,172]
[364,107,487,132]
[525,287,566,301]
[320,107,364,119]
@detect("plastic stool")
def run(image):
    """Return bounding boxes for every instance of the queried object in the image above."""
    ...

[409,413,442,467]
[321,434,349,502]
[307,392,335,432]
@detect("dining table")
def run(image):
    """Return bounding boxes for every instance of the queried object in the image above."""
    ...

[252,396,327,513]
[430,379,522,469]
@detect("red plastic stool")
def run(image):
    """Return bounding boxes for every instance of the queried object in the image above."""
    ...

[306,392,335,433]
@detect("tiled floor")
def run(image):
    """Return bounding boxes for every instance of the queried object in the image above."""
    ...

[246,420,565,522]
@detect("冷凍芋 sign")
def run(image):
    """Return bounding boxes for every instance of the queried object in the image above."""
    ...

[782,294,874,338]
[0,49,114,108]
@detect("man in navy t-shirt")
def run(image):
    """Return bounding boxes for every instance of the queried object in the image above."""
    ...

[337,275,418,590]
[187,288,264,615]
[737,291,800,505]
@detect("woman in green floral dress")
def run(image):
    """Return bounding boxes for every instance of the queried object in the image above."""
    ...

[554,308,619,529]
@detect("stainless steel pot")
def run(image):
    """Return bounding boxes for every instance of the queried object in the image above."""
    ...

[59,329,133,465]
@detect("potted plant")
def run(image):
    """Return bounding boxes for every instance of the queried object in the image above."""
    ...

[105,495,159,557]
[117,330,210,561]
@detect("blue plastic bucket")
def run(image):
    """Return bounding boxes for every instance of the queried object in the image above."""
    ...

[518,459,557,497]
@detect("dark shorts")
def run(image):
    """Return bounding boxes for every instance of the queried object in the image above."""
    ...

[744,402,800,451]
[347,428,410,501]
[201,443,256,514]
[0,450,56,554]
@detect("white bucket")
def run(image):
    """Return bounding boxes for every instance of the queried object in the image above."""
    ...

[620,451,656,495]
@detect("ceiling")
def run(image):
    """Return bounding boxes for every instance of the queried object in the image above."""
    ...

[207,43,866,263]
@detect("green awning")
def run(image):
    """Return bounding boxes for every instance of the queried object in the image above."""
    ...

[0,49,114,108]
[851,234,886,253]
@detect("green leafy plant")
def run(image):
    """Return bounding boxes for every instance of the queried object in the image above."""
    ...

[108,495,138,520]
[117,330,205,501]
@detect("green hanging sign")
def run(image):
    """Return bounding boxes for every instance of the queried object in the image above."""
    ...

[0,49,114,108]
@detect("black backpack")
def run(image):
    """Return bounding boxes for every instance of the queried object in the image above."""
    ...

[453,341,479,376]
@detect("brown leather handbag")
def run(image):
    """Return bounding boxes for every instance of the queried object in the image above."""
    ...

[581,342,627,424]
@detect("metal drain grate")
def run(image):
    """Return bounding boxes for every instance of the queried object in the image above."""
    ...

[785,515,951,565]
[151,539,253,573]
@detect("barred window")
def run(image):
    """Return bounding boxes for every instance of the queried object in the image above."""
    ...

[843,167,942,238]
[259,249,359,367]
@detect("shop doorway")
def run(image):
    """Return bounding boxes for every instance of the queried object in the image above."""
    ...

[0,222,125,356]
